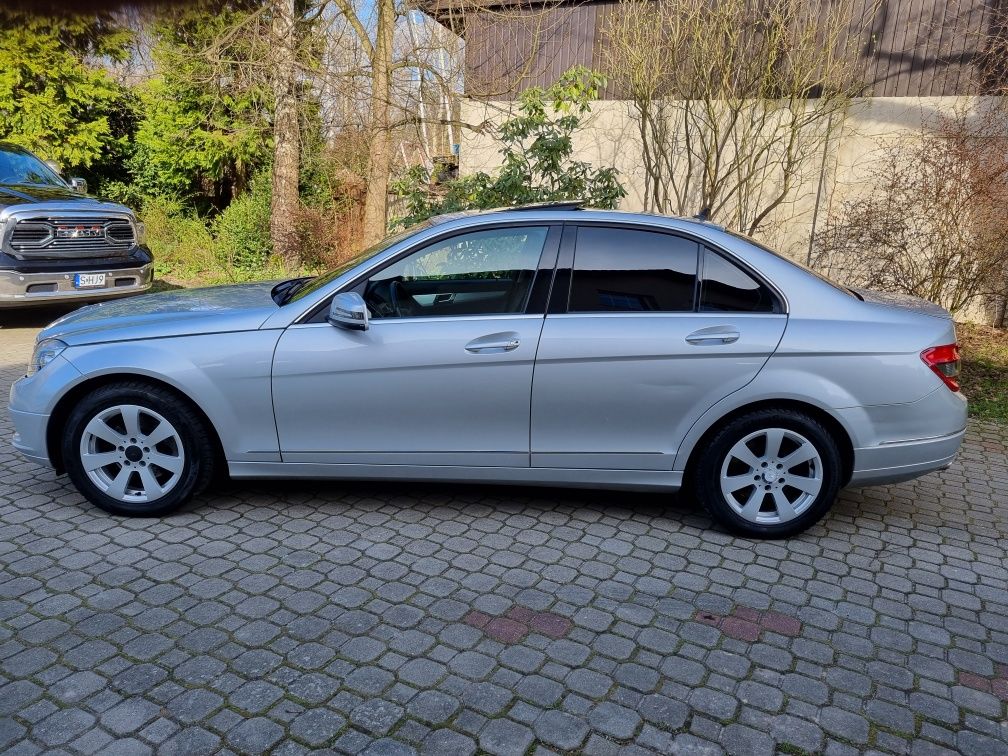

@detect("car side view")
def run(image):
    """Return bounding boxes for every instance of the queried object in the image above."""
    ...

[8,205,967,537]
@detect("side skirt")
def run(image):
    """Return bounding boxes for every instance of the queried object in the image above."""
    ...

[227,461,683,492]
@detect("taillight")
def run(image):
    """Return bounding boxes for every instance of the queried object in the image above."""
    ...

[921,343,961,392]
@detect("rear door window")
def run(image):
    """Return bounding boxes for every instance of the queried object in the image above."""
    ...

[568,226,699,312]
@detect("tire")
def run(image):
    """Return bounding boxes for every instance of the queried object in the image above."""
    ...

[62,381,216,516]
[693,408,842,538]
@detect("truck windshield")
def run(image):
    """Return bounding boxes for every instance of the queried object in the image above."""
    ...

[0,146,68,187]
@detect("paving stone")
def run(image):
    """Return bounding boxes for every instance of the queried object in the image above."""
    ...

[534,709,590,751]
[479,718,533,755]
[0,320,1006,756]
[288,709,346,753]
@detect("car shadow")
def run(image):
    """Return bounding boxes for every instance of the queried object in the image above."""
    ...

[200,477,704,527]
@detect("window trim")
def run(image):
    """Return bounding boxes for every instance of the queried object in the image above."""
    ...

[545,221,786,316]
[301,222,562,323]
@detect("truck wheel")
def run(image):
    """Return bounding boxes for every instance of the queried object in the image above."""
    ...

[62,382,215,516]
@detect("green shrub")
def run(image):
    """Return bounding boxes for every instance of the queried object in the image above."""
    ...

[212,174,273,271]
[139,196,215,281]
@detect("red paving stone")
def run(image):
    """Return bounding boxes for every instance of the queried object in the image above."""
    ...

[721,617,761,642]
[993,679,1008,701]
[996,663,1008,679]
[485,616,527,644]
[759,610,801,637]
[462,610,491,629]
[692,605,802,642]
[505,605,534,622]
[464,604,573,643]
[959,671,992,692]
[529,611,572,639]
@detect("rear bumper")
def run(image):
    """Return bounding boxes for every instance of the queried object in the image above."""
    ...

[0,262,153,307]
[848,428,965,486]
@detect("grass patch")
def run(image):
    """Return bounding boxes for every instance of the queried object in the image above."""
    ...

[957,322,1008,422]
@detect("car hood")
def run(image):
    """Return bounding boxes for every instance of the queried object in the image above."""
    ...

[40,281,281,345]
[853,288,951,319]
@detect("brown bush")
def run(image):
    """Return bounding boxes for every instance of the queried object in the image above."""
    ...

[813,106,1008,318]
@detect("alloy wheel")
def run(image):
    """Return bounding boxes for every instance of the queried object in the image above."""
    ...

[78,404,185,503]
[719,427,823,525]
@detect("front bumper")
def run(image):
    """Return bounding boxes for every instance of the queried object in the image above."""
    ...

[0,262,153,307]
[9,354,85,468]
[10,408,50,467]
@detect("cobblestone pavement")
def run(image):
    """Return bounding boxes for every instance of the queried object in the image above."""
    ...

[1,310,1007,756]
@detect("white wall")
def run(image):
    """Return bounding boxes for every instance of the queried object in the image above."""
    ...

[458,95,1000,322]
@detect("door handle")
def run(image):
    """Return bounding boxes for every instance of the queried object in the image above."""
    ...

[685,326,740,345]
[465,332,521,353]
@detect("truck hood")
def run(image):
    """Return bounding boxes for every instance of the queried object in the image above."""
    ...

[0,183,87,205]
[40,282,281,345]
[853,288,951,319]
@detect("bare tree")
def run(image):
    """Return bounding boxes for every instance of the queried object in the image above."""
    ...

[603,0,873,239]
[271,0,302,267]
[813,106,1008,317]
[323,0,565,245]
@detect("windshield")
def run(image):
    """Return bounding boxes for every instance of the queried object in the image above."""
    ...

[283,222,432,304]
[0,146,68,187]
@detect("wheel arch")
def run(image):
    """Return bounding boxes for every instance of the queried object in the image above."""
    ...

[47,373,226,475]
[680,398,855,488]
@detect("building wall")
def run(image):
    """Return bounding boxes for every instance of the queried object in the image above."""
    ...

[458,94,1001,322]
[458,0,1002,99]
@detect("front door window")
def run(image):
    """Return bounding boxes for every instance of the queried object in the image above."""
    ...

[364,226,549,318]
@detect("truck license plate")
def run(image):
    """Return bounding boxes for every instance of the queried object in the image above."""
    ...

[74,273,106,289]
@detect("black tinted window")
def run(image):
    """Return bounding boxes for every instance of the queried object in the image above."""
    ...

[569,227,698,312]
[699,248,778,313]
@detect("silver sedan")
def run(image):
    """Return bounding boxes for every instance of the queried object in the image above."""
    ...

[8,207,967,537]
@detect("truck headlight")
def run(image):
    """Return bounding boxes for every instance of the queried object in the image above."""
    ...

[134,221,147,246]
[28,339,66,376]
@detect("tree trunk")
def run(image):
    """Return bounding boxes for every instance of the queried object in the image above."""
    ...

[271,0,301,268]
[361,0,395,245]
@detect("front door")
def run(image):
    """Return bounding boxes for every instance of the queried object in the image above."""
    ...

[272,224,556,466]
[531,224,787,470]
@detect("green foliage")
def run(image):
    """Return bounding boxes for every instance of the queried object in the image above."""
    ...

[140,196,217,280]
[130,3,272,209]
[212,172,273,271]
[392,67,626,228]
[0,12,131,169]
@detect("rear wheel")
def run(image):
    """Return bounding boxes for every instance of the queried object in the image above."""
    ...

[62,382,215,516]
[694,409,841,538]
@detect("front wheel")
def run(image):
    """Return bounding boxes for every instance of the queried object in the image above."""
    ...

[693,409,842,538]
[62,382,216,516]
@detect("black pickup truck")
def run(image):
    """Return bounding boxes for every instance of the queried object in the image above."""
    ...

[0,142,153,308]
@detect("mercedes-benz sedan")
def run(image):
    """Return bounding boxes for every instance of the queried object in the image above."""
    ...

[9,206,967,537]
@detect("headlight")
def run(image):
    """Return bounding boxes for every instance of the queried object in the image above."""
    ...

[27,339,67,376]
[134,221,147,246]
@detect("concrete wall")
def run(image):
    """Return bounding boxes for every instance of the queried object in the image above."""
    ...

[458,95,1002,323]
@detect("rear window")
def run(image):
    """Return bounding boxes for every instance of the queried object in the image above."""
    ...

[699,247,779,313]
[725,228,855,299]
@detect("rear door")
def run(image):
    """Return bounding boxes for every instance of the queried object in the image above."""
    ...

[531,223,788,471]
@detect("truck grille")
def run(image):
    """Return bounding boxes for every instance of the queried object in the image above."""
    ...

[5,215,136,259]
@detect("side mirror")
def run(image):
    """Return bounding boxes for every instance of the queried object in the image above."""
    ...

[69,177,88,194]
[328,291,369,331]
